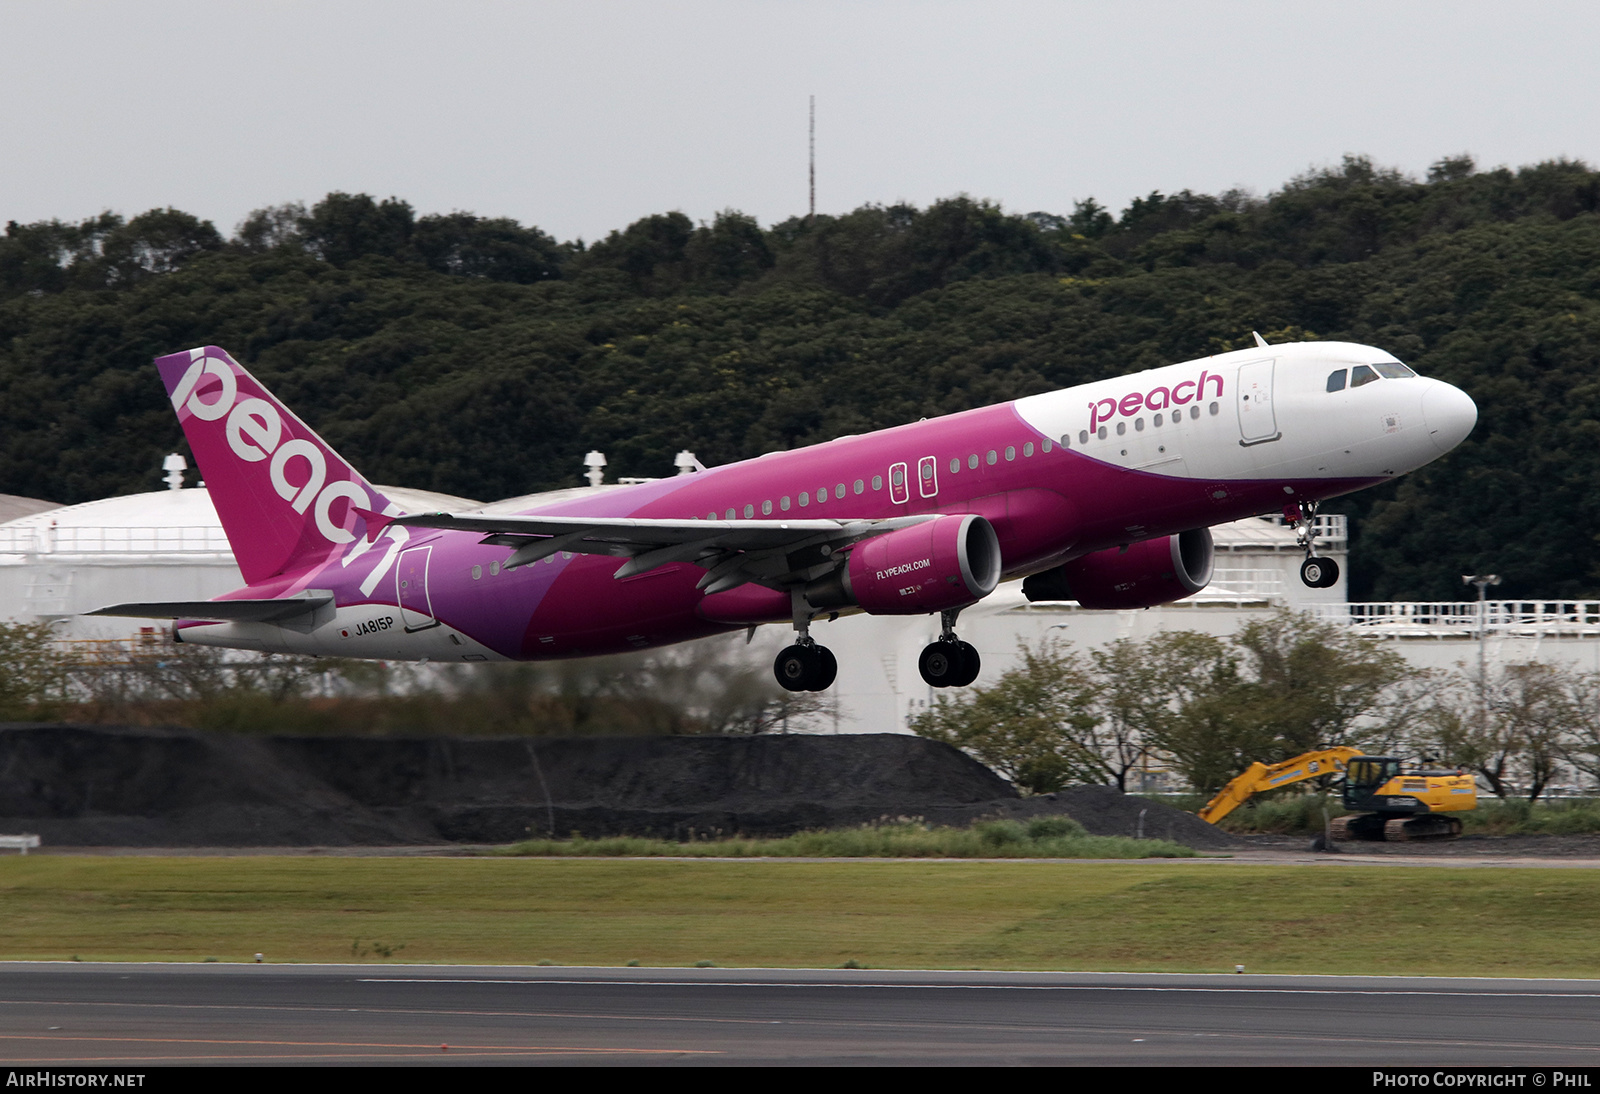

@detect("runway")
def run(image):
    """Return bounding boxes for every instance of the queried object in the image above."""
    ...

[2,963,1600,1065]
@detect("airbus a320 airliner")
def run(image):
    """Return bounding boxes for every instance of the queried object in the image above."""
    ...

[92,338,1476,692]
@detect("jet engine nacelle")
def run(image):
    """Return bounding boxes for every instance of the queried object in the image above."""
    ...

[806,514,1002,616]
[1022,527,1214,610]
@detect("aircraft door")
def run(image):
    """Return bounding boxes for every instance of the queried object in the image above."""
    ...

[889,462,909,505]
[1237,359,1280,444]
[918,456,938,499]
[396,545,439,632]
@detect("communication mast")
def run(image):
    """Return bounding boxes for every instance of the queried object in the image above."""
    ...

[809,95,815,220]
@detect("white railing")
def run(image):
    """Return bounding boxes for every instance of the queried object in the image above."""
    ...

[1310,601,1600,635]
[1209,568,1286,596]
[0,525,233,554]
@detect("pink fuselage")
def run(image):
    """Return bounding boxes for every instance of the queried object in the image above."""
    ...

[209,401,1370,661]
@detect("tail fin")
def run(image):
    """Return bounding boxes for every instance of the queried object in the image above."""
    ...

[157,346,394,585]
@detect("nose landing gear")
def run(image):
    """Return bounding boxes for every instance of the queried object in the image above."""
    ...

[1290,501,1340,589]
[918,609,981,688]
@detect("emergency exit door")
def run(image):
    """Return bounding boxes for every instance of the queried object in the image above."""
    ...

[1237,359,1280,444]
[396,545,439,631]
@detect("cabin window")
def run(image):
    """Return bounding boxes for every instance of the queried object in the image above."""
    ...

[1189,405,1200,419]
[1041,439,1052,452]
[490,561,500,575]
[1374,361,1416,379]
[892,467,905,487]
[948,458,959,473]
[762,500,772,515]
[1005,445,1016,461]
[1077,431,1087,445]
[1351,364,1380,388]
[1059,435,1070,448]
[707,511,716,520]
[854,478,864,494]
[1153,413,1163,427]
[835,483,846,499]
[1024,442,1035,457]
[740,504,751,518]
[780,496,790,511]
[872,474,883,490]
[1134,418,1145,432]
[471,565,482,580]
[726,508,736,519]
[968,454,980,469]
[817,488,828,503]
[1116,422,1126,435]
[799,492,809,507]
[986,449,998,465]
[1327,369,1348,392]
[1097,426,1107,438]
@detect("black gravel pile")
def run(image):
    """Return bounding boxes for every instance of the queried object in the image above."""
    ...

[0,724,1231,848]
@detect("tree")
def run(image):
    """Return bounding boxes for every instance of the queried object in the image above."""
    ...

[910,640,1104,793]
[1136,613,1424,794]
[1424,662,1582,801]
[301,192,415,265]
[1089,630,1228,791]
[1223,612,1421,756]
[0,621,69,716]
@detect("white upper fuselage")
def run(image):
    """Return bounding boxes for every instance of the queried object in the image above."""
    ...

[1016,340,1476,486]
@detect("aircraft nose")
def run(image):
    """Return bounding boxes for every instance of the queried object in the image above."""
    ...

[1422,380,1477,453]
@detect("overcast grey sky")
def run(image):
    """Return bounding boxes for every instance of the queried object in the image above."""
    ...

[3,1,1596,242]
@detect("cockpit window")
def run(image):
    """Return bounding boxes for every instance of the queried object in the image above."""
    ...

[1350,364,1380,388]
[1374,361,1416,379]
[1326,369,1348,393]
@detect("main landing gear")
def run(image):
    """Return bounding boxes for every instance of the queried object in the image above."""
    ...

[1290,500,1340,589]
[774,592,837,693]
[773,641,837,692]
[918,610,981,689]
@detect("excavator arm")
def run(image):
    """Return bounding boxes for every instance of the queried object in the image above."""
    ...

[1198,747,1366,825]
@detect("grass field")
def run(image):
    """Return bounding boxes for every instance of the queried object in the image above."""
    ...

[498,818,1196,858]
[0,856,1596,976]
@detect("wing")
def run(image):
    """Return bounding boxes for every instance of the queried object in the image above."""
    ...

[387,512,938,594]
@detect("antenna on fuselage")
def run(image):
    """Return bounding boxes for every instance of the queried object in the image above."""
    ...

[1252,331,1270,349]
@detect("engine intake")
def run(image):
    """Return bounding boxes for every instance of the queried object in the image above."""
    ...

[806,514,1001,615]
[1023,527,1213,610]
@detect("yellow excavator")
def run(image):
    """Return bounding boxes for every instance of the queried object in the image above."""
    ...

[1198,747,1478,841]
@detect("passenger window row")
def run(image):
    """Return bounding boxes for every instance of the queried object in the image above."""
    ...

[703,435,1055,519]
[1073,401,1219,445]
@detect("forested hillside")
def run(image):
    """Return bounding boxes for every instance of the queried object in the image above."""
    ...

[3,155,1598,601]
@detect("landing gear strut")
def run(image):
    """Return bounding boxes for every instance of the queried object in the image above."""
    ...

[1290,501,1340,589]
[918,610,981,688]
[774,591,837,692]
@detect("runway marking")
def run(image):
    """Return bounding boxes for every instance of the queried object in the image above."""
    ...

[1,1052,706,1063]
[0,1033,715,1057]
[2,998,1596,1056]
[361,978,1600,999]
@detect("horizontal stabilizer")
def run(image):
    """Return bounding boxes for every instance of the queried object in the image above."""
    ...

[86,591,334,623]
